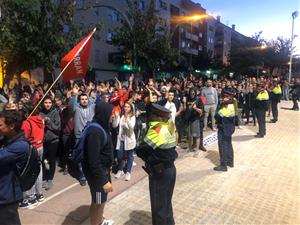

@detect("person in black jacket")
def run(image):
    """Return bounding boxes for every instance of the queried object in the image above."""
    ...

[244,84,256,126]
[0,110,29,225]
[290,78,300,111]
[82,102,114,225]
[40,96,61,191]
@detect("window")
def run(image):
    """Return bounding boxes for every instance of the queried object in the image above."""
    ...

[181,41,186,48]
[76,0,84,9]
[108,11,119,22]
[107,32,113,41]
[138,1,145,10]
[63,25,70,33]
[159,0,167,10]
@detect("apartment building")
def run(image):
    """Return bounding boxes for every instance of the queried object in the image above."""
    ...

[74,0,250,79]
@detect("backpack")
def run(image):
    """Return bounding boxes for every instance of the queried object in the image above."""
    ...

[70,121,108,164]
[19,145,40,192]
[19,120,41,192]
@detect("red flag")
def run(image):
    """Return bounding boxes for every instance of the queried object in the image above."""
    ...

[60,29,95,82]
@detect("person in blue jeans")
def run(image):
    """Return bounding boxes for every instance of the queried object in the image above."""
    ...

[114,102,136,181]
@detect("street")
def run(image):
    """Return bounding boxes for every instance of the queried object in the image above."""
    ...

[20,101,300,225]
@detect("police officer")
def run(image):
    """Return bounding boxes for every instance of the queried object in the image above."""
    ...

[136,103,177,225]
[254,83,269,138]
[214,90,235,172]
[270,81,282,123]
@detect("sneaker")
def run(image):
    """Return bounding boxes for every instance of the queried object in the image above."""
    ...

[212,128,217,131]
[42,181,48,189]
[125,172,131,181]
[79,179,87,186]
[114,170,124,179]
[36,194,45,202]
[101,219,114,225]
[132,161,137,167]
[63,168,68,175]
[200,146,207,152]
[19,198,38,209]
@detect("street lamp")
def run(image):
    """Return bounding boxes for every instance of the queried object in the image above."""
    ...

[93,4,136,71]
[288,10,298,83]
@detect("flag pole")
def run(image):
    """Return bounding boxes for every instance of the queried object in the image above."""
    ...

[28,28,97,118]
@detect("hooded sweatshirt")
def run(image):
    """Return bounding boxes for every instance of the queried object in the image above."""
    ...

[21,116,45,148]
[83,102,114,186]
[40,108,61,143]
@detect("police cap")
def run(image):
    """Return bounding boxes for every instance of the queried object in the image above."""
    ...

[151,103,171,118]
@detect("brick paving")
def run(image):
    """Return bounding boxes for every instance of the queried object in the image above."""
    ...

[81,101,300,225]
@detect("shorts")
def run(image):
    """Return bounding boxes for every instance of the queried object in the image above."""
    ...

[188,120,200,138]
[84,168,111,204]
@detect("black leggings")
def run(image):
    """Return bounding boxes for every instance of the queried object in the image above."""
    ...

[43,141,59,181]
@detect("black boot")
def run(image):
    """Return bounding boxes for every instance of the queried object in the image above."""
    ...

[213,164,227,172]
[227,162,234,168]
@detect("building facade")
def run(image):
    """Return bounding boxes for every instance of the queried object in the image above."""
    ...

[74,0,250,79]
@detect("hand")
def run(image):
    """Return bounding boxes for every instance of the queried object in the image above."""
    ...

[129,74,134,83]
[115,78,121,88]
[182,96,187,103]
[72,84,80,95]
[103,182,113,193]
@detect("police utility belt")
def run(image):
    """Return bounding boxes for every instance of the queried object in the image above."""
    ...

[143,161,174,177]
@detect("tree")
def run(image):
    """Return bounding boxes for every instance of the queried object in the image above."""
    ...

[110,0,178,77]
[0,0,90,81]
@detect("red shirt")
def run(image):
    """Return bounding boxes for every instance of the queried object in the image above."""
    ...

[22,116,45,148]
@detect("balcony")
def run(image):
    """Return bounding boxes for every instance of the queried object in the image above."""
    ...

[182,47,199,55]
[185,32,199,42]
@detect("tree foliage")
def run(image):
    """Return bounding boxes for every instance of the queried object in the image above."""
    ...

[229,31,291,76]
[110,0,178,76]
[0,0,88,80]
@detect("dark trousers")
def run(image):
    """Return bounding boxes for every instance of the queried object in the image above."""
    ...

[199,120,204,148]
[60,134,74,169]
[0,202,21,225]
[149,166,176,225]
[271,100,279,121]
[218,131,234,165]
[245,107,256,124]
[43,141,59,181]
[292,97,299,110]
[255,109,266,136]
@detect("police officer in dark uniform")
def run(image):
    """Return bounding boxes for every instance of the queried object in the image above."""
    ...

[136,103,177,225]
[254,83,269,138]
[270,81,282,123]
[214,90,235,172]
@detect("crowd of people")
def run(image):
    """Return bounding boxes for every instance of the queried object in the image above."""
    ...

[0,74,299,225]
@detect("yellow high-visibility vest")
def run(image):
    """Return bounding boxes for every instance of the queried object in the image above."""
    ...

[256,91,269,100]
[144,121,176,150]
[218,104,235,117]
[273,86,282,94]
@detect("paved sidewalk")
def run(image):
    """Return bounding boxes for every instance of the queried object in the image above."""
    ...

[82,101,300,225]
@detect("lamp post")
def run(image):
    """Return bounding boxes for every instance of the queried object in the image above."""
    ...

[93,4,136,71]
[288,11,298,83]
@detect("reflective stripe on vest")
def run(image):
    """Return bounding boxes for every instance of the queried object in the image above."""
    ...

[273,86,282,94]
[144,121,176,149]
[218,104,235,117]
[256,91,269,100]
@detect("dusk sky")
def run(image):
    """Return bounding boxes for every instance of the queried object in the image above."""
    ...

[196,0,300,53]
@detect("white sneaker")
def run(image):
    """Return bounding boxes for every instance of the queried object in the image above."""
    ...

[101,219,114,225]
[114,170,124,179]
[132,161,137,167]
[125,172,131,181]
